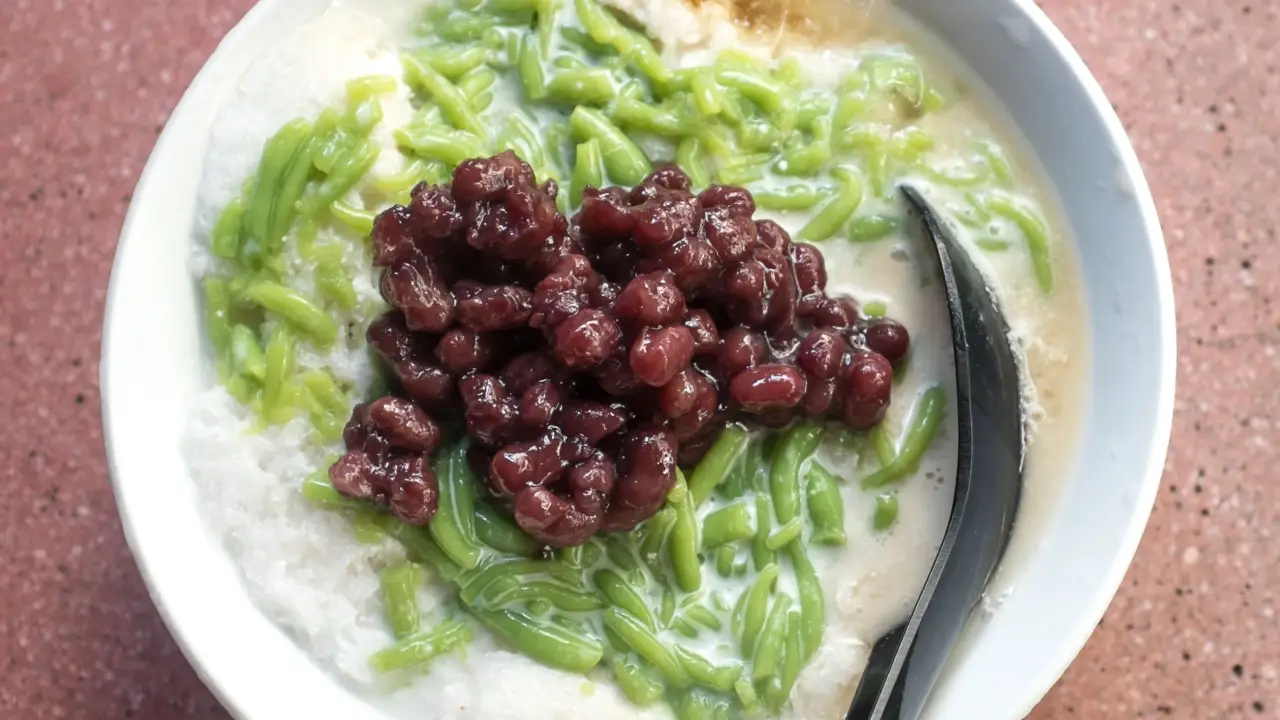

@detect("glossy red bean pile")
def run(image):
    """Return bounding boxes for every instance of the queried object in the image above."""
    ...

[329,151,910,547]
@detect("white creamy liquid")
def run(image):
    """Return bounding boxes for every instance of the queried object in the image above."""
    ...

[181,1,1090,718]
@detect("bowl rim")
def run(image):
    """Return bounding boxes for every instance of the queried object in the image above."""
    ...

[100,0,1175,718]
[101,2,297,717]
[961,0,1174,713]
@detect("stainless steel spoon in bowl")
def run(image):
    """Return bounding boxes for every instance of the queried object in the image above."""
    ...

[845,186,1027,720]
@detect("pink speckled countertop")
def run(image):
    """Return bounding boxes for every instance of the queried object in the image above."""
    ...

[0,0,1275,718]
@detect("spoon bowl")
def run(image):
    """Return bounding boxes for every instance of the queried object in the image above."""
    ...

[847,185,1026,720]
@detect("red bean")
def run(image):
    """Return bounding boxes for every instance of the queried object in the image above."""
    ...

[366,312,420,363]
[633,190,699,250]
[553,309,622,369]
[558,401,629,445]
[813,296,859,329]
[796,329,847,380]
[513,485,601,547]
[330,451,378,500]
[659,237,721,292]
[380,253,456,333]
[755,246,797,328]
[361,429,392,460]
[458,374,517,447]
[669,377,718,440]
[435,329,495,374]
[367,396,441,454]
[699,185,755,216]
[683,310,720,356]
[578,186,638,241]
[864,317,911,363]
[567,451,616,516]
[755,219,792,253]
[452,150,536,203]
[371,205,417,267]
[385,456,439,525]
[456,285,534,331]
[843,352,893,429]
[342,403,370,449]
[548,253,600,291]
[615,272,687,327]
[801,376,838,415]
[470,182,560,260]
[518,380,562,429]
[531,255,598,328]
[796,295,824,320]
[603,428,677,531]
[659,368,701,418]
[396,359,455,406]
[630,165,693,204]
[489,431,569,495]
[730,364,808,413]
[630,325,695,387]
[702,205,757,264]
[717,328,766,380]
[530,286,585,329]
[725,260,767,306]
[792,242,826,296]
[458,373,506,404]
[499,351,560,396]
[408,184,462,240]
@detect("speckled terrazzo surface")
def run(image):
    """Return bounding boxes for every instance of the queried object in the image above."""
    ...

[0,0,1275,717]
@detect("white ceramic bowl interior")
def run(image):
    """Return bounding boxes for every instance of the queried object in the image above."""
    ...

[102,0,1175,718]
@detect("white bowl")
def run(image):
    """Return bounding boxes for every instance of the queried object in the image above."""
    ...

[101,0,1175,718]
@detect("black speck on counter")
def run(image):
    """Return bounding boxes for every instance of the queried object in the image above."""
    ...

[1233,664,1244,678]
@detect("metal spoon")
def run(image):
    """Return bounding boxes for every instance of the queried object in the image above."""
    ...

[846,186,1026,720]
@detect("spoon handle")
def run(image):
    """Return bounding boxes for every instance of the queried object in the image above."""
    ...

[848,187,1024,720]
